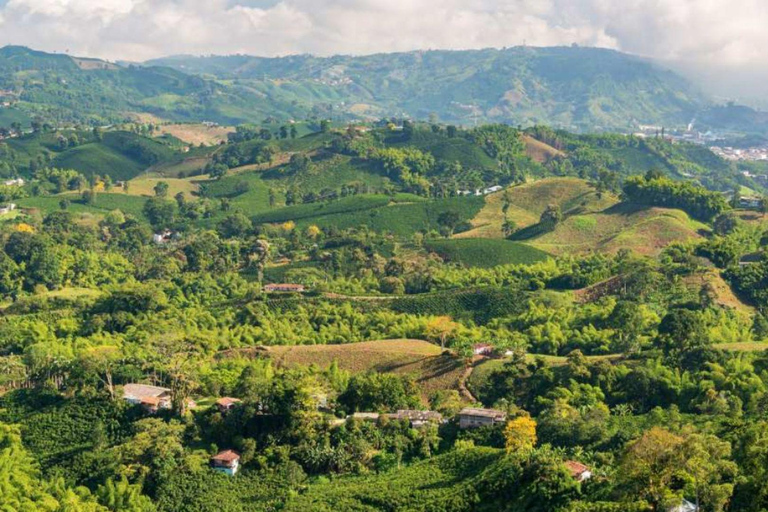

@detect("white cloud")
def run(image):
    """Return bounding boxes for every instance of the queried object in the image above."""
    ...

[0,0,765,74]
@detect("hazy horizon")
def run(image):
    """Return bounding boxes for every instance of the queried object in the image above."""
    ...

[2,0,767,105]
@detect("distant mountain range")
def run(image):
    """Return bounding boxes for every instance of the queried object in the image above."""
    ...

[1,44,767,134]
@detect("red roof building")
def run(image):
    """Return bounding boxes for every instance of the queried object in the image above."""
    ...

[211,450,241,476]
[215,397,242,414]
[564,460,592,482]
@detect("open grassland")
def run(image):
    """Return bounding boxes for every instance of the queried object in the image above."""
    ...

[457,177,616,239]
[531,203,708,256]
[268,339,465,402]
[157,123,233,145]
[148,156,211,178]
[425,238,550,267]
[121,176,201,198]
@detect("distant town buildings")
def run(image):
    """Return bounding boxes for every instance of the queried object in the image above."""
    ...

[263,283,306,293]
[712,146,768,162]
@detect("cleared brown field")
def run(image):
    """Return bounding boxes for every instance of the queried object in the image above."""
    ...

[268,339,465,403]
[158,123,234,146]
[683,270,755,315]
[522,135,564,163]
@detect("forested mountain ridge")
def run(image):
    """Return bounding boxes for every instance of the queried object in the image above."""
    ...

[148,46,706,131]
[4,44,765,133]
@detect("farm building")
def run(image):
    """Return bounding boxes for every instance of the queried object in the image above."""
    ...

[0,203,16,215]
[472,343,494,356]
[458,407,506,429]
[668,500,698,512]
[152,230,176,244]
[564,460,592,482]
[738,196,762,209]
[263,283,306,293]
[352,412,380,422]
[215,397,242,414]
[210,450,240,476]
[123,384,171,412]
[387,410,443,428]
[3,178,24,187]
[739,252,763,266]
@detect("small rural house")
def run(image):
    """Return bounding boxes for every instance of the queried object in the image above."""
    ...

[152,230,175,244]
[483,185,503,194]
[388,410,443,428]
[739,196,762,209]
[3,178,24,187]
[472,343,494,356]
[0,203,16,215]
[564,460,592,482]
[263,283,306,293]
[123,384,172,413]
[668,499,698,512]
[739,252,763,266]
[210,450,240,476]
[215,397,242,414]
[458,408,507,429]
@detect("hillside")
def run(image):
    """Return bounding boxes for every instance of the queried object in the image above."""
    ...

[267,339,464,403]
[456,177,707,256]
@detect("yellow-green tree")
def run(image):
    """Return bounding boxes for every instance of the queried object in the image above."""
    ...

[504,415,537,456]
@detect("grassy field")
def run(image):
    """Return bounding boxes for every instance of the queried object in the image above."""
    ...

[530,203,708,256]
[457,177,616,239]
[267,339,465,403]
[425,238,550,267]
[0,107,30,127]
[18,193,148,219]
[121,176,202,198]
[456,177,706,257]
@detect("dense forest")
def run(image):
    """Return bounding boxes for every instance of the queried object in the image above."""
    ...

[1,109,768,512]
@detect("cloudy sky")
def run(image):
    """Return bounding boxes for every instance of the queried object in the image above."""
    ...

[0,0,765,100]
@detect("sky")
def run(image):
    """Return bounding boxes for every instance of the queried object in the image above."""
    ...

[0,0,766,101]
